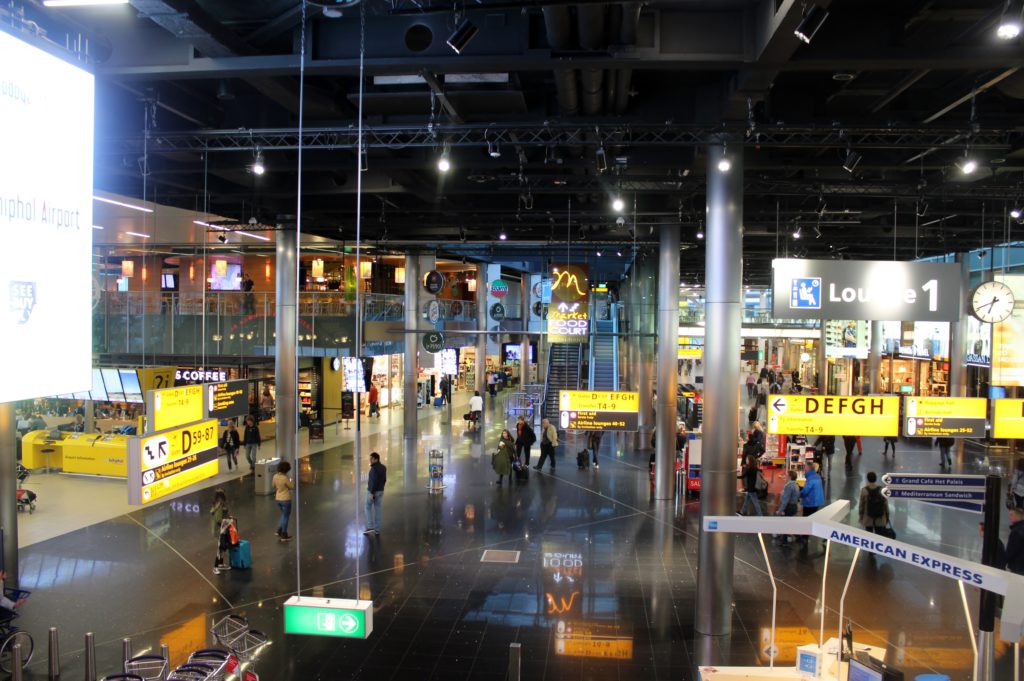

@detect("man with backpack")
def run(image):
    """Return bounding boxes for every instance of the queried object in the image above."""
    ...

[859,471,890,535]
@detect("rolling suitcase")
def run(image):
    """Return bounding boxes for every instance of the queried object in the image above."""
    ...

[576,450,589,470]
[229,539,252,569]
[434,396,444,407]
[514,462,529,481]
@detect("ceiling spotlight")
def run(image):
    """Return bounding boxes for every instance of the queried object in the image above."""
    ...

[612,197,625,212]
[616,251,622,257]
[998,0,1023,39]
[794,4,828,44]
[717,158,732,173]
[446,18,479,54]
[957,156,978,175]
[487,138,501,159]
[793,227,802,239]
[499,231,507,240]
[251,152,266,176]
[596,251,602,257]
[1012,207,1022,219]
[696,229,704,239]
[917,201,929,217]
[842,150,862,173]
[437,153,451,173]
[595,147,608,173]
[217,234,227,243]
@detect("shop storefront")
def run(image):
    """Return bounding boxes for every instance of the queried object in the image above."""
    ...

[878,321,950,396]
[824,320,869,395]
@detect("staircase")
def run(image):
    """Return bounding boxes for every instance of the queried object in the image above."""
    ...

[587,316,619,391]
[543,343,583,422]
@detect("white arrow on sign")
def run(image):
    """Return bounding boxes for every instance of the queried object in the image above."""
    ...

[771,397,788,414]
[338,614,359,634]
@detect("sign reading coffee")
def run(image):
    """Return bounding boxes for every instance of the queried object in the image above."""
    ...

[772,258,961,322]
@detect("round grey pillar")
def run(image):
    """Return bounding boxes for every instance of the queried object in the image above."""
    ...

[817,321,828,395]
[634,260,655,449]
[274,222,298,461]
[476,264,487,398]
[949,255,969,397]
[695,142,742,641]
[655,224,680,500]
[404,254,420,441]
[520,275,531,387]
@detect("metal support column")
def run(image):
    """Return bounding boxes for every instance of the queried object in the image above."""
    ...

[949,255,970,397]
[0,403,17,586]
[635,261,655,449]
[404,254,420,440]
[655,223,680,500]
[476,264,487,398]
[520,275,531,386]
[817,321,828,395]
[695,141,743,643]
[274,221,298,461]
[869,321,883,394]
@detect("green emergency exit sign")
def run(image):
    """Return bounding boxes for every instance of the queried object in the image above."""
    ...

[283,596,373,639]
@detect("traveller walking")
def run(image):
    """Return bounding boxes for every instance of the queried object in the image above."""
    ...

[210,488,229,536]
[220,419,241,471]
[438,376,449,405]
[775,470,801,545]
[213,514,238,574]
[882,436,898,457]
[1005,506,1024,575]
[842,435,858,469]
[534,418,559,471]
[1010,459,1024,509]
[364,452,387,535]
[468,390,483,431]
[935,436,955,470]
[858,471,889,534]
[487,371,497,397]
[368,382,380,417]
[493,429,515,485]
[813,434,836,468]
[743,421,766,461]
[587,429,604,469]
[746,370,757,399]
[260,386,275,418]
[515,415,536,467]
[273,460,294,541]
[242,415,261,473]
[798,462,826,546]
[737,454,764,516]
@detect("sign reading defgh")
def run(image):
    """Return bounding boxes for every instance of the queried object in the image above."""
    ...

[768,394,899,436]
[772,258,962,321]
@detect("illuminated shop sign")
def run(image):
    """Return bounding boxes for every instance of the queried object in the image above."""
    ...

[548,264,589,344]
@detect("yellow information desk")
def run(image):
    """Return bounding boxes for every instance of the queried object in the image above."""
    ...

[21,431,130,477]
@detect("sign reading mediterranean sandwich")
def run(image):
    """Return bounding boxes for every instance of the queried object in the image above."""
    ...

[767,394,899,436]
[558,390,638,431]
[902,396,987,438]
[772,258,962,322]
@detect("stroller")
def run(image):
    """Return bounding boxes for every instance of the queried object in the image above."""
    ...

[16,464,36,513]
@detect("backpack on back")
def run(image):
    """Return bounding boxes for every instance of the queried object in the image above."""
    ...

[866,486,886,518]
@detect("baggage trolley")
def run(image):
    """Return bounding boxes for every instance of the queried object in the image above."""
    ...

[187,648,231,680]
[210,614,249,649]
[167,663,216,680]
[230,629,269,663]
[123,654,168,681]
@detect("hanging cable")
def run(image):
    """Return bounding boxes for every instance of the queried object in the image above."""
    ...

[201,146,208,367]
[354,0,367,605]
[293,0,308,597]
[892,199,897,261]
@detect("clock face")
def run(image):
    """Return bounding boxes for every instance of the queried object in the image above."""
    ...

[971,280,1016,323]
[331,357,341,372]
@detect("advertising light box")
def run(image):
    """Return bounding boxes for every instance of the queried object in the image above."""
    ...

[0,30,94,402]
[902,396,987,438]
[993,399,1024,439]
[767,394,900,436]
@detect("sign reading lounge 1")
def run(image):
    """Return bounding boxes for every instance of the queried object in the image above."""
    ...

[772,258,962,321]
[283,597,373,639]
[767,395,899,436]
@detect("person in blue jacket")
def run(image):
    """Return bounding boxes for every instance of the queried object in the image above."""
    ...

[798,461,826,546]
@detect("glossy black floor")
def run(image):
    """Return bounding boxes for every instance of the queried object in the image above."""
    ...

[13,395,1019,680]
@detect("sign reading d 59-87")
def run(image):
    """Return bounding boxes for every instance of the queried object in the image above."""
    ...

[767,394,899,437]
[128,419,220,505]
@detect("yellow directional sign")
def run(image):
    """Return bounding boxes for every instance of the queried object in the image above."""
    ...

[903,396,988,438]
[148,384,204,432]
[993,399,1024,439]
[137,366,176,394]
[767,394,900,436]
[558,391,639,431]
[129,419,220,505]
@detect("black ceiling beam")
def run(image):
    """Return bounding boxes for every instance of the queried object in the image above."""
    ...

[102,123,1020,153]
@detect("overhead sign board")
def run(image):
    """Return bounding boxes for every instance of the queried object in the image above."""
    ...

[772,258,961,321]
[558,390,639,431]
[902,396,987,438]
[549,264,590,344]
[147,384,204,433]
[206,380,249,420]
[767,394,899,436]
[993,399,1024,439]
[127,419,219,505]
[137,366,176,393]
[880,473,985,513]
[283,596,373,639]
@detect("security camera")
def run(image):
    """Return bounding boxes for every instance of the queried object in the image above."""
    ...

[615,216,626,227]
[217,234,227,243]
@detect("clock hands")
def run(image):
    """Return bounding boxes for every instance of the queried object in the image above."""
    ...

[983,296,1000,313]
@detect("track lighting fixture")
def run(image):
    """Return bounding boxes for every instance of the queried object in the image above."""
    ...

[596,251,602,257]
[612,197,625,212]
[487,137,501,159]
[717,157,732,173]
[437,149,451,173]
[616,251,622,257]
[842,149,862,173]
[999,0,1023,39]
[794,4,828,44]
[447,18,479,54]
[1012,207,1022,220]
[595,147,608,173]
[696,228,704,239]
[816,198,827,217]
[917,201,929,217]
[251,150,266,176]
[499,231,507,240]
[217,234,227,243]
[793,226,802,239]
[956,154,978,175]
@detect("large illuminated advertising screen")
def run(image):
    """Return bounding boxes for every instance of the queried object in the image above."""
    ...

[0,30,93,401]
